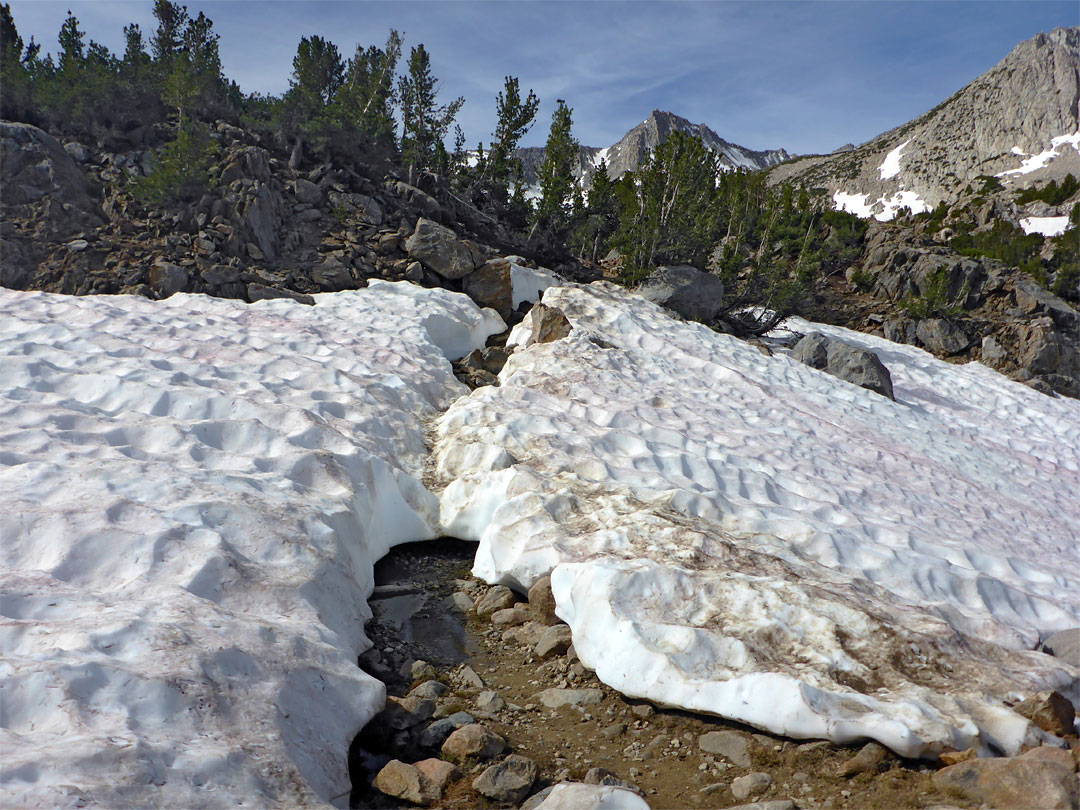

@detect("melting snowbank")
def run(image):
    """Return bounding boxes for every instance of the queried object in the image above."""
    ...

[1020,215,1073,237]
[435,282,1079,758]
[832,188,931,221]
[0,283,503,808]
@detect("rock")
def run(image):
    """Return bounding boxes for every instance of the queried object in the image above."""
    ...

[440,723,507,762]
[149,262,189,297]
[311,259,352,291]
[981,335,1008,368]
[883,318,918,345]
[476,690,506,713]
[472,754,539,803]
[1042,628,1080,662]
[731,772,773,801]
[631,704,655,719]
[464,258,515,319]
[528,575,560,625]
[373,759,438,806]
[529,688,603,709]
[516,303,573,347]
[328,190,384,226]
[916,318,971,355]
[726,802,796,810]
[699,730,752,768]
[939,748,977,765]
[1014,278,1079,331]
[419,712,475,749]
[583,767,646,797]
[475,585,516,617]
[387,695,435,725]
[1,122,98,211]
[837,742,888,777]
[524,782,651,810]
[63,141,90,163]
[931,747,1079,809]
[600,722,626,740]
[404,218,480,280]
[503,621,548,648]
[1012,691,1075,736]
[791,333,895,399]
[444,591,474,613]
[491,605,530,630]
[292,178,322,206]
[408,680,448,702]
[243,184,283,261]
[247,283,315,305]
[388,181,443,222]
[404,261,424,282]
[637,265,725,322]
[535,624,574,659]
[413,758,460,796]
[410,659,439,683]
[458,665,485,689]
[66,238,90,252]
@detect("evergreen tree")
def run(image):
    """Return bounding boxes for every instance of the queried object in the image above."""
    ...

[486,75,539,196]
[398,44,463,177]
[57,10,85,73]
[572,159,618,261]
[533,99,578,238]
[150,0,187,63]
[340,29,402,150]
[0,3,32,119]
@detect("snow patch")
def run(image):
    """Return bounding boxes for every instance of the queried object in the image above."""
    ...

[0,282,502,807]
[878,139,911,180]
[998,133,1080,177]
[435,281,1079,759]
[832,189,930,221]
[1020,215,1073,237]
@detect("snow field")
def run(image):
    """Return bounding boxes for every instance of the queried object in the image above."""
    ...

[1020,215,1072,237]
[878,139,911,180]
[435,281,1079,758]
[998,132,1080,177]
[832,188,931,221]
[0,282,503,808]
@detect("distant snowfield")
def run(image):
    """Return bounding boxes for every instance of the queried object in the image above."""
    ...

[1021,214,1072,237]
[2,278,1078,806]
[878,139,911,180]
[437,282,1079,759]
[0,283,503,808]
[832,188,931,221]
[998,132,1080,177]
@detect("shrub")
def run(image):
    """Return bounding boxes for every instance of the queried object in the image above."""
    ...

[131,124,217,205]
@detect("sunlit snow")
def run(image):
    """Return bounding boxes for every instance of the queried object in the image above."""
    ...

[1020,215,1073,237]
[998,132,1080,177]
[878,139,911,180]
[832,189,930,221]
[437,281,1079,759]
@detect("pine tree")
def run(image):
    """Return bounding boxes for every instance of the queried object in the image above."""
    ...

[398,44,463,178]
[486,76,539,196]
[57,10,85,73]
[150,0,187,63]
[533,99,578,238]
[572,159,618,261]
[340,29,402,150]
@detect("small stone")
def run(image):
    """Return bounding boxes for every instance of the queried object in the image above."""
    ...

[583,767,646,797]
[476,690,506,713]
[440,723,507,762]
[535,624,574,658]
[701,783,727,795]
[1013,691,1076,736]
[731,772,773,801]
[600,722,626,740]
[699,730,752,768]
[408,680,448,702]
[66,238,89,252]
[472,754,538,803]
[503,620,548,647]
[528,575,560,625]
[631,704,655,719]
[410,659,438,682]
[404,261,424,282]
[373,759,436,805]
[475,585,516,617]
[388,695,436,723]
[529,688,604,709]
[413,758,460,795]
[491,604,530,629]
[419,712,474,749]
[444,591,473,613]
[459,665,485,689]
[837,741,887,777]
[939,748,977,766]
[726,802,796,810]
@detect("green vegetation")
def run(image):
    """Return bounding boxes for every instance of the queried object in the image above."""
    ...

[1015,174,1078,206]
[901,267,965,319]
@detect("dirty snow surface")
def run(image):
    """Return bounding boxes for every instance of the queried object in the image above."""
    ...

[436,282,1079,760]
[0,282,503,809]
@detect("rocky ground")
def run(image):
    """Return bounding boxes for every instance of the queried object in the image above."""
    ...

[348,542,1079,810]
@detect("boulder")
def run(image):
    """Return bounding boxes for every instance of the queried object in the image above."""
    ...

[1042,628,1080,662]
[419,712,475,749]
[792,333,895,399]
[931,747,1078,809]
[503,621,549,648]
[292,178,322,206]
[475,585,516,617]
[246,283,314,305]
[405,218,481,280]
[528,575,560,626]
[535,624,574,659]
[1012,691,1075,736]
[327,191,384,226]
[413,758,460,796]
[731,772,774,801]
[149,262,189,298]
[529,688,603,709]
[440,724,507,761]
[1014,278,1079,331]
[464,258,515,319]
[1,122,97,210]
[883,318,918,345]
[637,265,725,322]
[491,605,530,630]
[698,730,752,768]
[837,741,888,777]
[476,690,506,713]
[916,318,971,355]
[472,754,539,803]
[310,258,353,291]
[407,680,448,702]
[373,759,438,806]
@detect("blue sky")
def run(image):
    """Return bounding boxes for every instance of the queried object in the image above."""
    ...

[7,1,1076,155]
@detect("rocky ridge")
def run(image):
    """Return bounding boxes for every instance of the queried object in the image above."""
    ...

[768,27,1080,220]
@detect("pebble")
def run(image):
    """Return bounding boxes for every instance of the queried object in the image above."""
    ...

[472,754,538,803]
[731,772,773,801]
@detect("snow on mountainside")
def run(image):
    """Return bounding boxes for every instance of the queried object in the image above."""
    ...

[1,277,1078,805]
[769,26,1080,222]
[515,109,791,190]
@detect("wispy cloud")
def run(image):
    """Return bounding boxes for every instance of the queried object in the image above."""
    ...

[8,0,1075,154]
